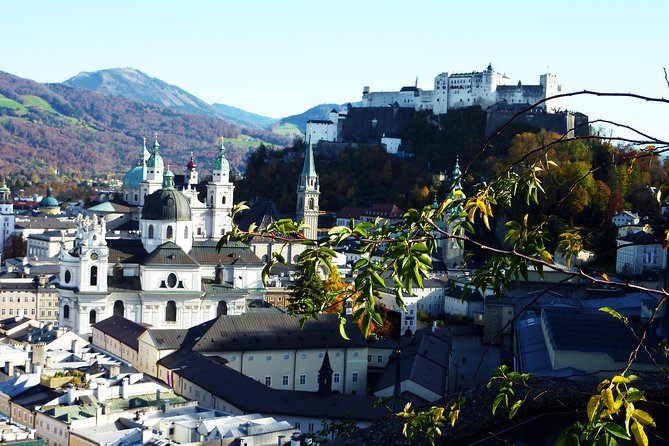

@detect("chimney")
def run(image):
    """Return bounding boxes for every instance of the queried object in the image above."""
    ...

[278,435,285,446]
[95,381,108,403]
[121,377,129,399]
[71,339,80,356]
[215,262,225,285]
[290,432,301,446]
[32,343,46,367]
[33,364,43,375]
[4,361,13,376]
[24,359,31,373]
[113,262,123,283]
[156,388,161,404]
[66,384,76,405]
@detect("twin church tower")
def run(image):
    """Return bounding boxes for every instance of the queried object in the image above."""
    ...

[122,136,320,240]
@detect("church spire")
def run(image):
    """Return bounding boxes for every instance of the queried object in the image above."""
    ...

[300,141,317,179]
[296,142,320,240]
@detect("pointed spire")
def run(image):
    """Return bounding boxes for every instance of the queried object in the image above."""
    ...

[317,351,334,395]
[147,133,164,169]
[213,138,230,171]
[301,142,317,178]
[451,155,462,190]
[138,137,150,165]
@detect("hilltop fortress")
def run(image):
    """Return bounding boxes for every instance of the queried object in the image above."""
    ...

[361,63,564,114]
[306,64,587,148]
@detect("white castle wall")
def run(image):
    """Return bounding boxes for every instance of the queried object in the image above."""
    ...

[361,65,561,115]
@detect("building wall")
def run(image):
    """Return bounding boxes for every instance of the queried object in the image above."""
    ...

[483,302,515,344]
[207,346,367,395]
[361,68,560,117]
[34,412,70,446]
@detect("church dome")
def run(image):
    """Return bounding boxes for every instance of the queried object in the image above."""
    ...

[141,168,191,222]
[39,187,59,213]
[122,164,144,190]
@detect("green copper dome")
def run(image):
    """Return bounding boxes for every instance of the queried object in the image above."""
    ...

[213,141,229,171]
[39,186,59,209]
[147,136,164,169]
[122,164,145,190]
[141,168,191,222]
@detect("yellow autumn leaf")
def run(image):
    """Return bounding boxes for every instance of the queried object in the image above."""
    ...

[602,388,615,411]
[631,420,648,446]
[587,395,600,422]
[631,409,656,427]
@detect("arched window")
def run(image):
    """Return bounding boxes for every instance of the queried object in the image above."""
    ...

[165,301,177,322]
[63,305,70,319]
[89,310,97,324]
[166,225,174,239]
[222,195,226,204]
[184,226,188,239]
[113,300,124,317]
[217,301,228,317]
[90,266,98,286]
[148,225,154,238]
[308,198,315,210]
[64,270,71,284]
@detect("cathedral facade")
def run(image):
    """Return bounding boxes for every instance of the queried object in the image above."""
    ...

[58,138,319,335]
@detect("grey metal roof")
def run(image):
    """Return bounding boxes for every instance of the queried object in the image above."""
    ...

[191,314,368,352]
[146,329,189,350]
[92,315,148,351]
[190,240,263,266]
[107,238,149,264]
[542,308,666,364]
[160,351,387,422]
[374,327,451,395]
[144,242,200,267]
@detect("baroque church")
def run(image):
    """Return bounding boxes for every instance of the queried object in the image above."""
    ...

[58,137,320,335]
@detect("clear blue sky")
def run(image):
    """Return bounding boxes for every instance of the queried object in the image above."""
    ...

[3,0,668,141]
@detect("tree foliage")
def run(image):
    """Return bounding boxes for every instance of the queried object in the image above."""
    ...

[222,90,669,445]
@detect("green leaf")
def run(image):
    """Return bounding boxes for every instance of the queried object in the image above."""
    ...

[599,307,629,324]
[509,399,523,419]
[603,422,631,440]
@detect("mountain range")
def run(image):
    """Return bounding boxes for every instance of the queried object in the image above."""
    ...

[0,68,351,182]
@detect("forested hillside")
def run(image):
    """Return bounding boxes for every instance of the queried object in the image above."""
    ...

[238,110,669,262]
[0,71,251,185]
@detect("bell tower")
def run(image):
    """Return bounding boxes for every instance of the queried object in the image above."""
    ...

[296,142,320,240]
[206,140,235,239]
[443,157,465,269]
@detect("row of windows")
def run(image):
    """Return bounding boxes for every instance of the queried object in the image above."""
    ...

[1,295,36,302]
[240,351,344,362]
[265,372,347,387]
[367,354,384,363]
[0,308,42,315]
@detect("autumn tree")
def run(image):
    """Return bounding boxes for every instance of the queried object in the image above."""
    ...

[223,89,669,445]
[2,233,26,259]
